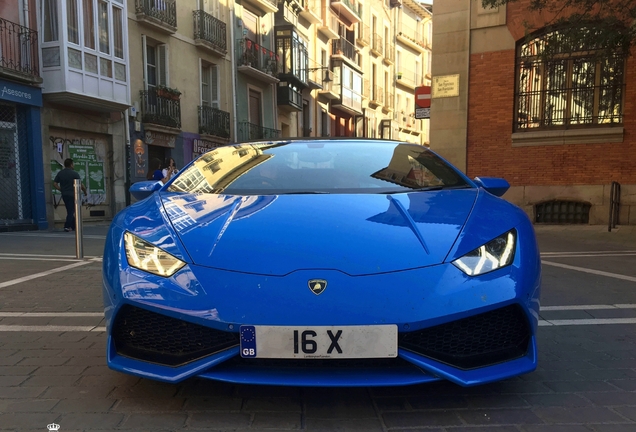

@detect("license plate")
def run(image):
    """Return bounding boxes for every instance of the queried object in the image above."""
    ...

[239,325,397,359]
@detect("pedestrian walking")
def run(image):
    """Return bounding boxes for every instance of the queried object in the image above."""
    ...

[53,158,87,232]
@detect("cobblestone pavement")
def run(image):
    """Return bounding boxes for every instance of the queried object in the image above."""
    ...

[0,224,635,431]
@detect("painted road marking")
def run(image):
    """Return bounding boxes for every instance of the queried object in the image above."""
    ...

[0,312,104,317]
[542,260,636,283]
[0,261,93,289]
[0,325,106,332]
[539,318,636,326]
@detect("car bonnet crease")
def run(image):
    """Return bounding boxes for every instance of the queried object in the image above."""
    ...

[160,189,478,275]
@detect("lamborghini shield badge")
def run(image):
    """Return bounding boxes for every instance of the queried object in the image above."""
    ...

[308,279,327,295]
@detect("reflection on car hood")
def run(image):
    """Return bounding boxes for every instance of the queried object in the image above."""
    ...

[160,189,477,276]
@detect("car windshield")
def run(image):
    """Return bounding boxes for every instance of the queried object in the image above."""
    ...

[167,141,470,195]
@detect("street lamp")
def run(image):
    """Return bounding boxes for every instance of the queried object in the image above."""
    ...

[302,66,332,83]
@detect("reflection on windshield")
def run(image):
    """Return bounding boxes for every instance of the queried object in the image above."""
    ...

[167,141,468,195]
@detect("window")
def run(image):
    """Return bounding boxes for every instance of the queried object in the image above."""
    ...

[201,63,219,108]
[67,0,80,44]
[113,6,124,59]
[98,0,109,54]
[83,0,95,49]
[143,37,168,89]
[515,28,625,131]
[43,0,59,42]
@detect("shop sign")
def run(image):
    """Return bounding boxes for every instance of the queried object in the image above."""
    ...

[193,139,222,158]
[0,79,43,106]
[145,130,176,148]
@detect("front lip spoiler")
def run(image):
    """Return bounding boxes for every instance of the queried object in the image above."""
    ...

[106,335,538,387]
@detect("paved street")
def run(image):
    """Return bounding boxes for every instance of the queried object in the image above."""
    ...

[0,224,635,431]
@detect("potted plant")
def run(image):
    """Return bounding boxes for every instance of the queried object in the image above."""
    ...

[397,72,403,79]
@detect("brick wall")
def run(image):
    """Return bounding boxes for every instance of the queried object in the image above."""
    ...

[466,5,635,187]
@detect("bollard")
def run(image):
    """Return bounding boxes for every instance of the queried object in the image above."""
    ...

[74,179,84,259]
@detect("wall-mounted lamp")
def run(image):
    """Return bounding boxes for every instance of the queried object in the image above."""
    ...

[302,66,332,83]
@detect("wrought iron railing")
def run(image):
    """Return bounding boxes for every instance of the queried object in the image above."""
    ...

[397,22,425,49]
[357,23,370,46]
[193,10,226,53]
[0,18,39,79]
[372,34,383,56]
[237,38,281,76]
[237,122,281,142]
[198,106,230,138]
[372,85,384,104]
[140,88,181,129]
[135,0,177,28]
[384,42,395,62]
[333,38,357,63]
[385,91,394,109]
[396,67,418,87]
[363,78,370,98]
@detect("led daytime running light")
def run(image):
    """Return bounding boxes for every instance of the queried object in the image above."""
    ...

[452,230,516,276]
[124,232,186,277]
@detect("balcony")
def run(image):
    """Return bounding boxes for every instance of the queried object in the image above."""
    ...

[356,23,370,47]
[237,122,281,142]
[396,68,419,90]
[236,38,281,84]
[384,42,395,65]
[362,78,370,100]
[277,84,303,111]
[240,0,278,15]
[396,22,427,53]
[370,34,383,57]
[330,0,360,24]
[135,0,177,34]
[383,90,393,113]
[318,14,339,40]
[0,18,40,84]
[332,38,358,66]
[140,88,181,130]
[198,105,231,139]
[299,0,321,24]
[369,85,383,108]
[317,70,339,100]
[193,10,227,56]
[398,113,419,134]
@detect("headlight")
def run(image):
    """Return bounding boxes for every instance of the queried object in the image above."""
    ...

[124,232,186,277]
[452,229,516,276]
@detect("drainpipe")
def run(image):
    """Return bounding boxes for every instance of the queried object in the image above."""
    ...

[229,2,239,141]
[23,0,29,28]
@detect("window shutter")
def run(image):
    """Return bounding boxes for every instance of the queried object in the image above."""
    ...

[158,44,169,86]
[211,65,219,109]
[142,35,148,89]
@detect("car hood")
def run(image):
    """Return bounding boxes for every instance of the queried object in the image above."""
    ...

[160,189,477,276]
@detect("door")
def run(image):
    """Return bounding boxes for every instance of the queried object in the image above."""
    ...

[248,89,262,139]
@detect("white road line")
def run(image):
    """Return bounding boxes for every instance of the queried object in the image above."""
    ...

[541,260,636,283]
[0,233,106,239]
[541,304,636,311]
[542,250,636,255]
[541,253,636,258]
[0,312,104,317]
[0,325,106,332]
[0,257,82,262]
[0,261,93,289]
[539,318,636,326]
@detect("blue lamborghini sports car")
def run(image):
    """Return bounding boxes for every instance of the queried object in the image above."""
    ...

[103,140,541,387]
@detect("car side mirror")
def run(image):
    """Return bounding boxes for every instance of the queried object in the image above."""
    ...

[473,177,510,197]
[130,181,162,201]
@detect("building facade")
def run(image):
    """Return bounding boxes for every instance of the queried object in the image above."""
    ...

[39,0,131,228]
[431,0,635,224]
[127,0,233,189]
[1,0,46,231]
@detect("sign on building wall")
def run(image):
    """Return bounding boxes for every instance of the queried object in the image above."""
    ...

[432,74,460,98]
[193,139,222,159]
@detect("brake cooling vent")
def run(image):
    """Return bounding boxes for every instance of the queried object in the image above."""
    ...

[112,305,239,367]
[398,305,531,369]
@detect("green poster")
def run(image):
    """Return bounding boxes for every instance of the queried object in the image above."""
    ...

[69,144,97,162]
[88,161,105,194]
[51,160,62,195]
[77,163,88,191]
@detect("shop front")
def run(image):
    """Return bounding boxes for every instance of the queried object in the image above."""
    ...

[0,78,46,231]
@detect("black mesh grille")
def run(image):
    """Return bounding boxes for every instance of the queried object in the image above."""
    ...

[112,305,239,367]
[398,305,531,370]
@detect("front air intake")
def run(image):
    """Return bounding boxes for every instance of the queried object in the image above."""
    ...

[112,305,239,367]
[399,305,531,369]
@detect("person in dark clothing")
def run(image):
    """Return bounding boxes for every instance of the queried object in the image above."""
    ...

[147,158,173,184]
[53,158,87,232]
